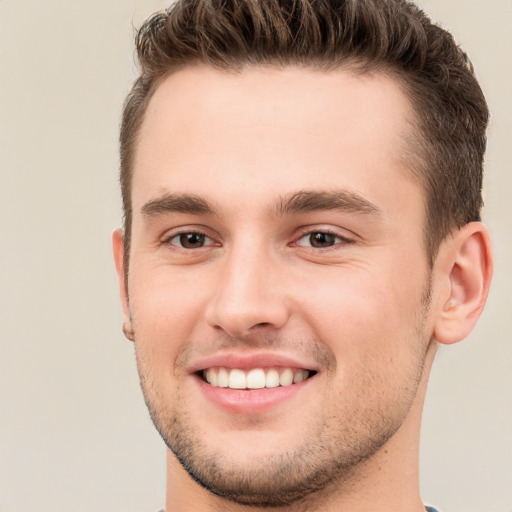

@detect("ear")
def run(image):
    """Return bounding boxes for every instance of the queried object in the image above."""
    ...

[434,222,493,345]
[112,228,134,341]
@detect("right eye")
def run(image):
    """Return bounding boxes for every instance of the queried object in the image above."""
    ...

[166,232,215,249]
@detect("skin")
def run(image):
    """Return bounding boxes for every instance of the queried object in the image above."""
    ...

[113,66,492,512]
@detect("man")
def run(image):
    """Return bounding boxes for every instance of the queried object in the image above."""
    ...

[112,1,492,510]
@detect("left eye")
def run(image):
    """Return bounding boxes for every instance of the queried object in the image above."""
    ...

[295,231,344,248]
[167,232,213,249]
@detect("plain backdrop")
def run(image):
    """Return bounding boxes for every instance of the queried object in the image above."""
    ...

[0,1,510,511]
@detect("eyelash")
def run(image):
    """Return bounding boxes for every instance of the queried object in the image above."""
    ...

[162,228,354,251]
[293,229,355,249]
[163,229,216,250]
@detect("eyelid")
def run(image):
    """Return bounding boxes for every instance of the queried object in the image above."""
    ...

[161,226,220,248]
[292,227,356,248]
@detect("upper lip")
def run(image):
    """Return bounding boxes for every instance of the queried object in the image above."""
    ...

[188,351,321,374]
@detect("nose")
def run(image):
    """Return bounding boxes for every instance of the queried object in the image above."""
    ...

[204,242,291,338]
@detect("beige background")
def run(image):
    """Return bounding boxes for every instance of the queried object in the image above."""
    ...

[0,1,510,511]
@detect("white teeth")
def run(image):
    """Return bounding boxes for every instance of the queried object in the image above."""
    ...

[205,368,218,386]
[203,367,312,389]
[279,368,293,386]
[228,369,247,389]
[294,370,308,383]
[217,367,229,388]
[265,369,280,388]
[246,368,266,389]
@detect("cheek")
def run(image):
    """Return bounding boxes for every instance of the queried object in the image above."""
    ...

[295,263,426,368]
[128,264,212,368]
[297,267,429,421]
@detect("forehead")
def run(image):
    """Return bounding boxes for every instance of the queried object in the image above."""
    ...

[132,65,421,217]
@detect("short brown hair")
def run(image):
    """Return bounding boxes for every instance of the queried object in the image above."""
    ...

[120,0,488,268]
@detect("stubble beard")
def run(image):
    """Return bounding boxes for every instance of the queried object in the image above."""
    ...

[132,273,433,508]
[135,328,431,508]
[153,394,416,508]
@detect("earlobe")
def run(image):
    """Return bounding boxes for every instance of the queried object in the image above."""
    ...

[112,228,134,342]
[434,222,493,345]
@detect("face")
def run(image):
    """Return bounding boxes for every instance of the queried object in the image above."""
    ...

[118,66,435,506]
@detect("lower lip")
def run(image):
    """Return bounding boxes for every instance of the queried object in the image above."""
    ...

[195,375,313,414]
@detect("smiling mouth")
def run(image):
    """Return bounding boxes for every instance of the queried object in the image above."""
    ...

[200,367,317,390]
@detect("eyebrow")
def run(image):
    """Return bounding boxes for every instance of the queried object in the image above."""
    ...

[140,189,381,220]
[271,190,382,217]
[141,193,217,218]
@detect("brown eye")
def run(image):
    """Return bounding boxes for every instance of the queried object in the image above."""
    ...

[167,232,212,249]
[295,231,344,249]
[308,232,338,248]
[178,233,206,248]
